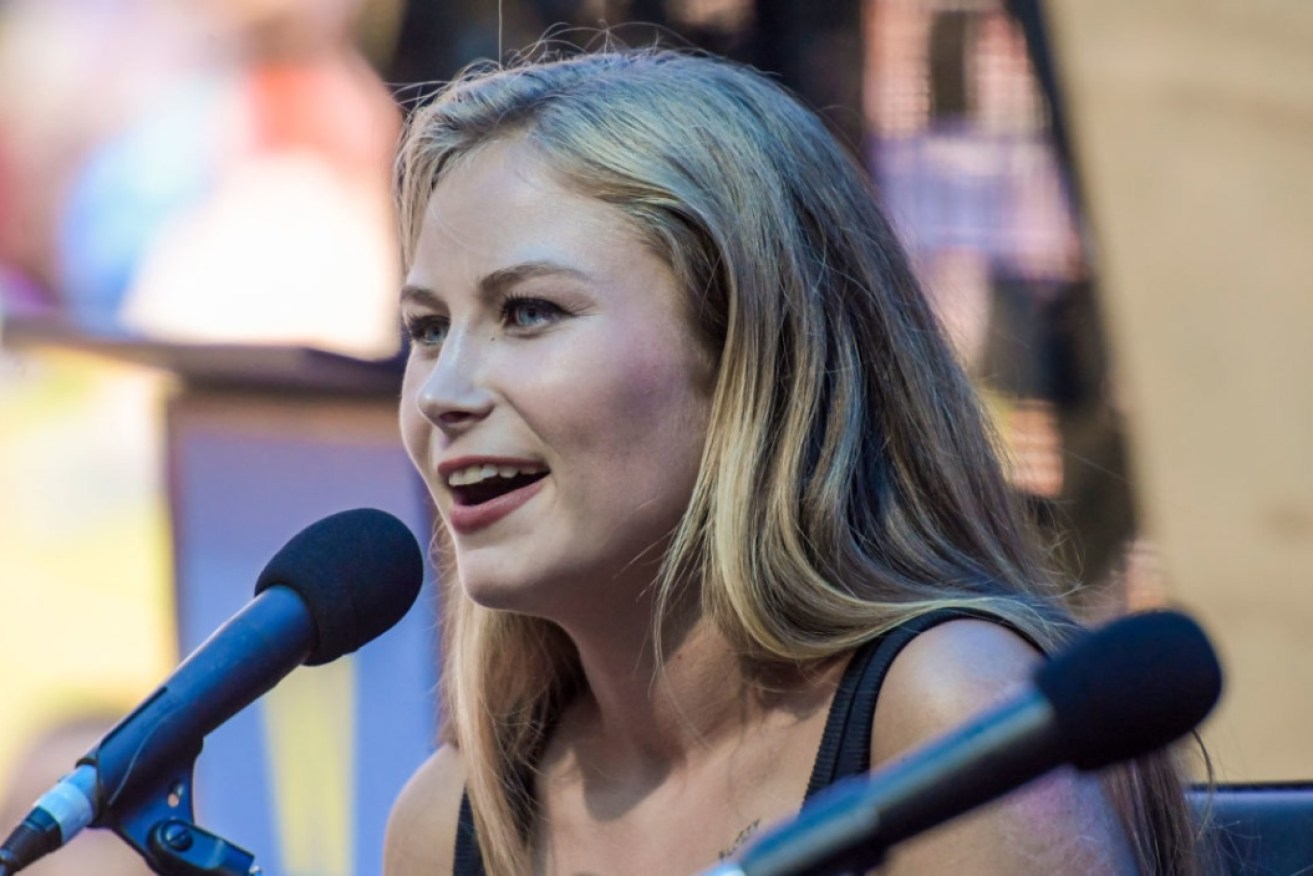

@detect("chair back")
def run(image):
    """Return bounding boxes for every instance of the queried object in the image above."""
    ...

[1190,783,1313,875]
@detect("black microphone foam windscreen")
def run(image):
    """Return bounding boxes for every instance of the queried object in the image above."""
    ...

[1034,610,1223,770]
[254,508,424,665]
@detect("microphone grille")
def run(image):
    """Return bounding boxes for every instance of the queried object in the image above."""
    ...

[254,508,424,665]
[1035,610,1222,770]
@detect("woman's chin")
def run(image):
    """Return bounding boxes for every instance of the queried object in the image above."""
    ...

[458,572,550,615]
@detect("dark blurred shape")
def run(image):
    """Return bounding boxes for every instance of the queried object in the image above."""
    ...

[754,0,864,151]
[1001,0,1075,202]
[384,0,861,150]
[927,10,972,121]
[1045,280,1138,610]
[386,0,467,88]
[979,276,1054,401]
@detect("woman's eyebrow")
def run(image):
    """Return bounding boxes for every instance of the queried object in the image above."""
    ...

[400,284,441,306]
[478,260,591,295]
[400,261,591,307]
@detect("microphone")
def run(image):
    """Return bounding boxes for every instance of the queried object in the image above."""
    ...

[0,507,424,875]
[704,610,1223,876]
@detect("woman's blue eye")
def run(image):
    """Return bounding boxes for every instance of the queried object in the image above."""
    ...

[504,297,561,329]
[405,315,448,347]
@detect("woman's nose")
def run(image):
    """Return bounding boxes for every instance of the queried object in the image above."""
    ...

[415,332,494,431]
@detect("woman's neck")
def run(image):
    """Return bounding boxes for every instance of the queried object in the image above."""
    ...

[571,611,751,766]
[545,584,835,787]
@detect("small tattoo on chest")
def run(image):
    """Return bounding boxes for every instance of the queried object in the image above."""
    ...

[718,818,761,860]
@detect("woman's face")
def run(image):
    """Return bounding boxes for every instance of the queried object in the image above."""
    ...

[399,139,716,617]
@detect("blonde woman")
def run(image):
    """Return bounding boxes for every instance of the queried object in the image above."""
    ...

[385,49,1203,875]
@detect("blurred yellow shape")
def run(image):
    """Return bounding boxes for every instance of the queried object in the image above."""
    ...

[261,656,355,876]
[0,349,175,797]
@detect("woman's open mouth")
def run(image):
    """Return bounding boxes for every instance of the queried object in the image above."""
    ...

[447,463,549,506]
[444,462,549,534]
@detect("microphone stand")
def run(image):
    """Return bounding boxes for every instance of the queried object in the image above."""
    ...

[96,750,259,876]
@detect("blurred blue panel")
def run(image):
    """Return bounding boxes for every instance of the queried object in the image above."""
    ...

[167,392,438,876]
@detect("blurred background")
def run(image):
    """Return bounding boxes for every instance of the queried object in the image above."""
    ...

[0,0,1309,873]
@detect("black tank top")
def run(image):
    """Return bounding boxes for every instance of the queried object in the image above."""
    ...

[453,609,1017,875]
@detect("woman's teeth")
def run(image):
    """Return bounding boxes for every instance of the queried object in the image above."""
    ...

[447,463,545,487]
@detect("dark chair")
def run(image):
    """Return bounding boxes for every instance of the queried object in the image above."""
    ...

[1189,783,1313,875]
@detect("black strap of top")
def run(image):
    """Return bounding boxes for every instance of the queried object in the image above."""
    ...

[454,791,484,876]
[803,607,1031,798]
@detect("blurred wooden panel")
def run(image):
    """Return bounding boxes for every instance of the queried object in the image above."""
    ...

[1044,0,1313,779]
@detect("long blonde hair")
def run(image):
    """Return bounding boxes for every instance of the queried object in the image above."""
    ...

[397,47,1204,875]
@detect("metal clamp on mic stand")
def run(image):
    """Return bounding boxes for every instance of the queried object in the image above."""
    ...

[98,751,259,876]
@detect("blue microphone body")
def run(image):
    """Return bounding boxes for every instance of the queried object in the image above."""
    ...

[91,585,316,819]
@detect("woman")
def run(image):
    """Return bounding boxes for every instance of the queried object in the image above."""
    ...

[385,48,1202,875]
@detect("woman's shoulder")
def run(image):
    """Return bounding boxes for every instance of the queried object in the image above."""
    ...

[871,616,1042,763]
[869,617,1138,873]
[384,744,467,876]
